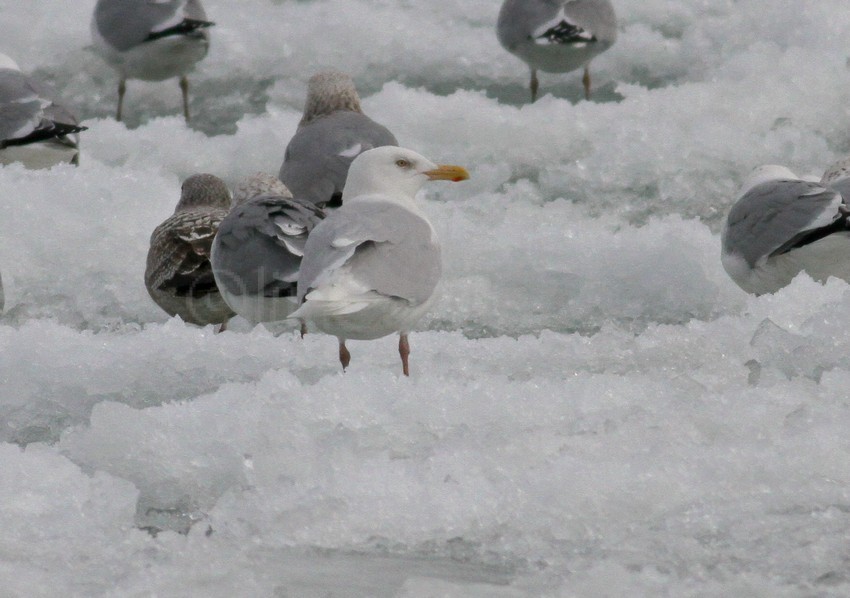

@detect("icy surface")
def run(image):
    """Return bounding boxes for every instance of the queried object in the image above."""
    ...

[3,0,850,595]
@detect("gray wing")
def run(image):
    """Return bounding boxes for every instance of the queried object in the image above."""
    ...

[0,71,85,149]
[212,195,324,298]
[0,69,43,141]
[145,207,227,297]
[723,180,844,267]
[498,0,554,49]
[279,111,398,206]
[93,0,187,51]
[297,200,441,306]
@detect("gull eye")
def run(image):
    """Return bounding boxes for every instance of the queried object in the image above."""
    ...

[395,159,411,168]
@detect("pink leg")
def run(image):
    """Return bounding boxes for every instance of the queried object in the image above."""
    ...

[530,68,539,103]
[216,318,229,334]
[116,78,126,121]
[300,320,307,339]
[399,333,410,377]
[338,339,350,372]
[582,66,591,101]
[180,75,191,122]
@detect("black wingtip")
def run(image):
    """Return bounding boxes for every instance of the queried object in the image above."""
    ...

[1,121,86,149]
[533,21,597,46]
[145,18,215,43]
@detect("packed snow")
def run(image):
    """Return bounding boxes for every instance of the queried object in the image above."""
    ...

[3,0,850,595]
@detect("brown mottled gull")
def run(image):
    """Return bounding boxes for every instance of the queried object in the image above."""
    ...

[145,174,235,327]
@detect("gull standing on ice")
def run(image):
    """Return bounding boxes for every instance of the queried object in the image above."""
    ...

[291,147,469,376]
[145,174,235,327]
[721,165,850,295]
[279,71,398,208]
[0,53,86,168]
[91,0,214,122]
[497,0,617,102]
[211,173,325,328]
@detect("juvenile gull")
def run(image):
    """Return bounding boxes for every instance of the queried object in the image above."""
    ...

[0,53,86,168]
[211,173,325,327]
[91,0,214,122]
[279,71,398,208]
[721,165,850,295]
[145,174,235,327]
[291,146,469,376]
[230,171,292,206]
[497,0,617,102]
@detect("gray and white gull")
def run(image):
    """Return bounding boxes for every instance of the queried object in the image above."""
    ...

[0,53,86,168]
[721,164,850,295]
[291,146,469,376]
[91,0,214,122]
[497,0,617,102]
[211,173,325,329]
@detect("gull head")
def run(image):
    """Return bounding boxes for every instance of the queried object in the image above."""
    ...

[738,164,798,196]
[821,157,850,186]
[301,70,363,125]
[175,173,232,212]
[232,172,293,207]
[342,146,469,201]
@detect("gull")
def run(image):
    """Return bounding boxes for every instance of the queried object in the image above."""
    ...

[279,71,398,208]
[0,53,86,168]
[497,0,617,102]
[721,165,850,295]
[211,173,325,329]
[145,173,235,327]
[91,0,214,122]
[290,146,469,376]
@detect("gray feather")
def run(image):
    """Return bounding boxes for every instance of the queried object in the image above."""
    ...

[213,194,325,298]
[724,180,843,267]
[279,111,398,206]
[297,200,441,306]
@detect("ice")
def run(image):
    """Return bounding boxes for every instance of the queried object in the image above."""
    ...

[3,0,850,595]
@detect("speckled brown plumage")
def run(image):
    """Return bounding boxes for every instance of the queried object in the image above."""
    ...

[298,71,363,127]
[144,174,235,326]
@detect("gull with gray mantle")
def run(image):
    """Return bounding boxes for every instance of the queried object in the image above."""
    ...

[497,0,617,102]
[91,0,214,122]
[721,164,850,295]
[279,71,398,208]
[145,174,235,328]
[290,146,469,376]
[0,53,86,168]
[211,173,325,331]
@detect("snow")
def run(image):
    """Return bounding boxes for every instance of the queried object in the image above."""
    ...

[3,0,850,595]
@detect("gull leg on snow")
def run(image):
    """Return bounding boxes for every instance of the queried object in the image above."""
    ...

[530,68,539,103]
[339,339,351,372]
[116,78,126,121]
[180,75,191,122]
[399,333,411,377]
